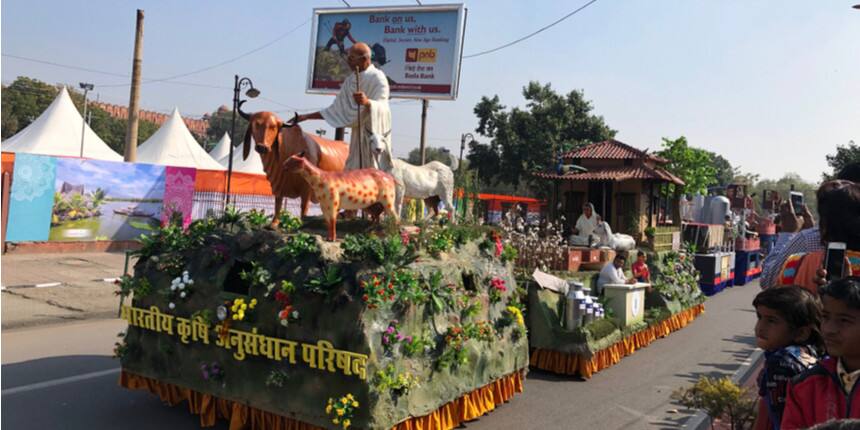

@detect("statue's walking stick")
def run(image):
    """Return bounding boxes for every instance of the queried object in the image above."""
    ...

[355,66,363,169]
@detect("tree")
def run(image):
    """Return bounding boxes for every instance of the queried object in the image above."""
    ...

[469,82,615,196]
[824,141,860,180]
[206,107,248,148]
[656,136,718,195]
[1,77,59,139]
[405,146,453,165]
[705,152,735,187]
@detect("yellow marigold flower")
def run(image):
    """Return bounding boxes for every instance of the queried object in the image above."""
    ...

[343,419,351,428]
[326,405,332,414]
[352,401,358,407]
[341,397,348,403]
[232,314,239,320]
[336,408,344,416]
[333,418,339,424]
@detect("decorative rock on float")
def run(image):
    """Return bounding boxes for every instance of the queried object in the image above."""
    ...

[116,213,528,430]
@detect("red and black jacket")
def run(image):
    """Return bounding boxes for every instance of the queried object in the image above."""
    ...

[781,357,860,429]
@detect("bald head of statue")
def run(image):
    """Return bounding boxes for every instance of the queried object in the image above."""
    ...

[347,42,372,71]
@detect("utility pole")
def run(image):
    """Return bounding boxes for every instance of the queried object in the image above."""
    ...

[419,99,428,164]
[79,83,93,158]
[124,9,144,162]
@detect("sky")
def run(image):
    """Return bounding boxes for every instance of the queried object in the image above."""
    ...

[3,1,859,183]
[56,159,165,199]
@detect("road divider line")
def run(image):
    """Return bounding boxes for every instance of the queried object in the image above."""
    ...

[2,367,120,396]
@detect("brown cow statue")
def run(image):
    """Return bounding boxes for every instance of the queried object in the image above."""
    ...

[239,103,349,226]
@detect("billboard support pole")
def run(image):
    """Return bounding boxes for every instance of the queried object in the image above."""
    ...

[420,99,428,164]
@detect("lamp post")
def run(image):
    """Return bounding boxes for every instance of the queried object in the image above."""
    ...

[79,83,94,158]
[459,132,474,167]
[226,75,259,207]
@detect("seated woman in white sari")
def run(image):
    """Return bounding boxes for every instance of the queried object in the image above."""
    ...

[569,203,601,247]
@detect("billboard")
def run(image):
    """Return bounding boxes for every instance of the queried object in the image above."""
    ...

[307,4,466,100]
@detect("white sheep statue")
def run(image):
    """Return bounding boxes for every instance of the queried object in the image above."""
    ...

[594,221,637,252]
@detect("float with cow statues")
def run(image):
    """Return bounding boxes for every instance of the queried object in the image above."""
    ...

[117,102,525,430]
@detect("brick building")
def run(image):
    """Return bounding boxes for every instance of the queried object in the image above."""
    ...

[92,102,209,138]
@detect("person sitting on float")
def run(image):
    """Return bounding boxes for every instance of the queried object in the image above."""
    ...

[597,252,636,296]
[569,203,601,247]
[632,251,651,283]
[775,180,860,294]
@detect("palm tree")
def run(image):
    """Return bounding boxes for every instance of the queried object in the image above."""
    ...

[89,188,106,210]
[68,192,87,219]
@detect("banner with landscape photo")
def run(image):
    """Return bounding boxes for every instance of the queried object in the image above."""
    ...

[49,159,166,241]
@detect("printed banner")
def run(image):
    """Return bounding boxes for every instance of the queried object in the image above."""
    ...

[307,4,466,99]
[163,167,197,228]
[49,159,166,241]
[6,154,56,242]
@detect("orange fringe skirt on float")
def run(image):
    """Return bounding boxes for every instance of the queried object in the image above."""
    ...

[529,304,705,379]
[120,369,524,430]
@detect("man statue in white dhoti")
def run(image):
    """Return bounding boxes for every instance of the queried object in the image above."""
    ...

[296,42,393,171]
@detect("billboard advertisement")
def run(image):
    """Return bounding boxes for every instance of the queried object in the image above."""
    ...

[307,4,466,100]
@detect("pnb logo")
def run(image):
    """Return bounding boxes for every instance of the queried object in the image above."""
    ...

[405,48,436,63]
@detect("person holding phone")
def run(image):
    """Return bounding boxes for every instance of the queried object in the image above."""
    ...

[774,180,860,294]
[761,163,860,289]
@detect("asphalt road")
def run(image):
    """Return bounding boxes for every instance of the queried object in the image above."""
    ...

[1,283,761,430]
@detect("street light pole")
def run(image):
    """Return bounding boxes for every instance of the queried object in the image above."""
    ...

[79,83,94,158]
[226,75,259,208]
[459,132,474,167]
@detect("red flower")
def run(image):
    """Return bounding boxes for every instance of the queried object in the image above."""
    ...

[362,294,369,302]
[494,236,503,257]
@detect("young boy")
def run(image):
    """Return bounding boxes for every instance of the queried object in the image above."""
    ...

[781,277,860,429]
[632,251,650,283]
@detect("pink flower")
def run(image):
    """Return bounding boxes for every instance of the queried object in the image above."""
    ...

[495,237,503,257]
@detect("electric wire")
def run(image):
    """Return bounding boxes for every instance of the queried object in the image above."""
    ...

[463,0,599,59]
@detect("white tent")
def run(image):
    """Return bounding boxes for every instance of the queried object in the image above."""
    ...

[1,87,123,161]
[218,144,266,176]
[137,108,225,170]
[208,132,232,160]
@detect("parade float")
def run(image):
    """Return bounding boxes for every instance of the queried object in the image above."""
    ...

[524,247,705,379]
[116,210,528,430]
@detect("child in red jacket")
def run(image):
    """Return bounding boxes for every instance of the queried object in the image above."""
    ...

[752,286,822,430]
[781,277,860,429]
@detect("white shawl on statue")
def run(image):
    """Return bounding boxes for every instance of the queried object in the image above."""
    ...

[320,64,392,171]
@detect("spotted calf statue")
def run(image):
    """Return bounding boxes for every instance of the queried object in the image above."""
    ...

[284,153,399,241]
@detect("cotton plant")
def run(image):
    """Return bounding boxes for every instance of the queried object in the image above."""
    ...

[502,219,567,272]
[168,270,194,310]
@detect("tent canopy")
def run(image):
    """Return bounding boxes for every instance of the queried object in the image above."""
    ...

[219,143,266,176]
[208,132,232,161]
[1,87,123,161]
[137,108,225,170]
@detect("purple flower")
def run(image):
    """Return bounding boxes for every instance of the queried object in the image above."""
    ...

[396,333,404,341]
[405,336,413,343]
[386,326,395,334]
[382,337,389,345]
[202,370,209,380]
